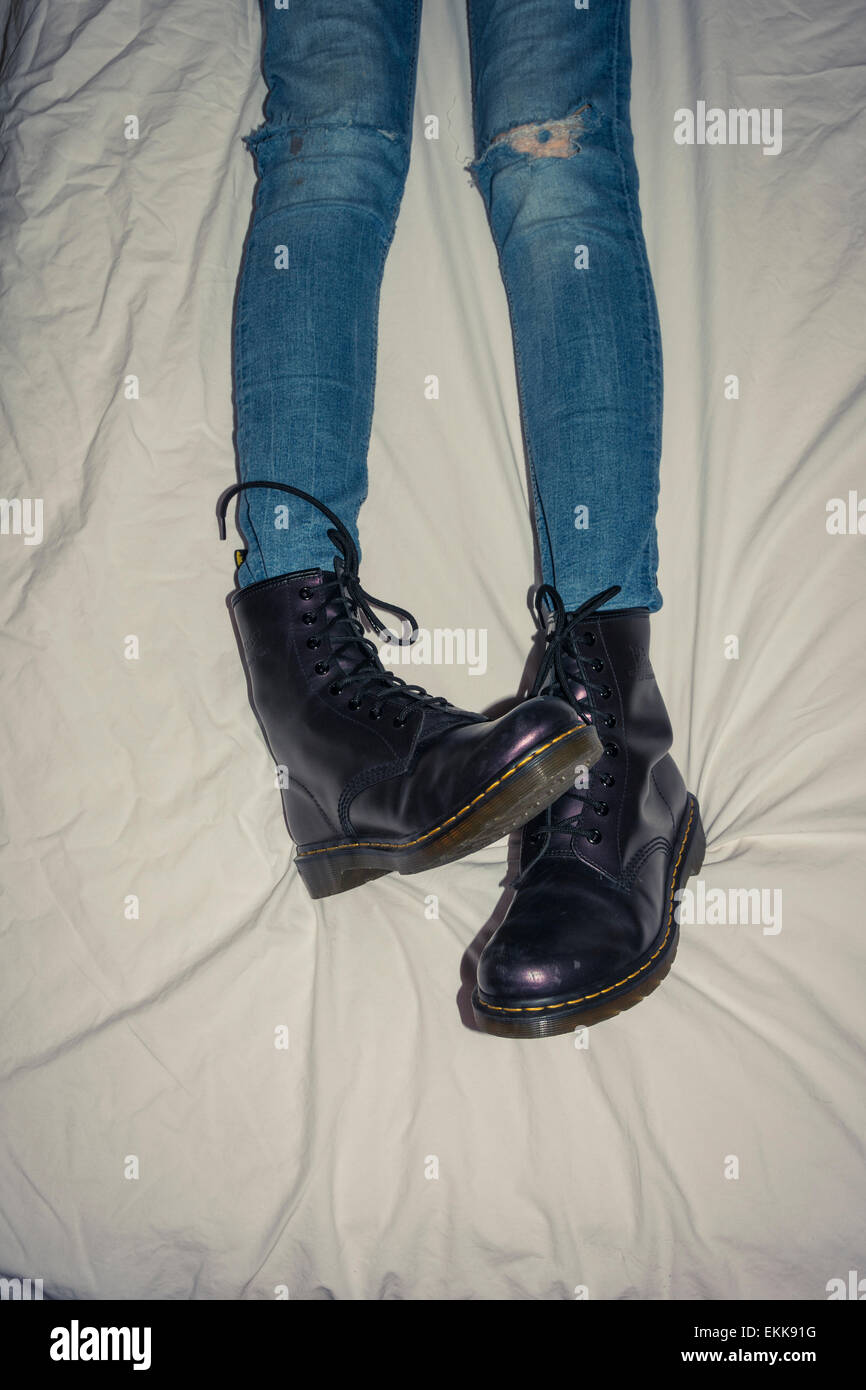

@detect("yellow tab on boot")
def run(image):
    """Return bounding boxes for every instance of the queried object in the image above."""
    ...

[234,549,247,569]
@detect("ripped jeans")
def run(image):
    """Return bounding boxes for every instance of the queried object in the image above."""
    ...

[232,0,663,611]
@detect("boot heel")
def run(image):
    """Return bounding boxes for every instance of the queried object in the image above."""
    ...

[295,849,388,900]
[681,796,706,882]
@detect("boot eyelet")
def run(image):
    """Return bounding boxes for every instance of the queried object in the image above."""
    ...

[302,613,316,625]
[393,715,408,728]
[599,686,612,700]
[603,714,617,728]
[314,662,330,675]
[586,829,603,845]
[348,699,362,711]
[369,708,383,720]
[590,659,604,672]
[298,586,313,600]
[603,741,618,757]
[596,802,609,816]
[582,632,596,646]
[329,682,342,696]
[306,637,321,649]
[599,774,615,787]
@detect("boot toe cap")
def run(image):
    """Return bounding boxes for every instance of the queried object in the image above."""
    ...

[476,864,652,1006]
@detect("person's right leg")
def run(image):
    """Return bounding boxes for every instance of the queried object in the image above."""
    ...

[220,1,603,899]
[232,0,422,586]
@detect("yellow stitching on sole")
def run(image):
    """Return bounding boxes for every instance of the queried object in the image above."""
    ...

[477,799,696,1014]
[295,724,589,859]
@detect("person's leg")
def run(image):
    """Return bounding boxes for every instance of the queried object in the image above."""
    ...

[232,0,422,586]
[218,0,605,900]
[465,1,704,1036]
[465,0,661,611]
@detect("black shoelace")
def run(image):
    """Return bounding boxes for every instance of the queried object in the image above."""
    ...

[513,582,621,885]
[216,480,455,724]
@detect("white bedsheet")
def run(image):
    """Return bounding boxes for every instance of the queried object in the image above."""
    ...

[1,0,864,1300]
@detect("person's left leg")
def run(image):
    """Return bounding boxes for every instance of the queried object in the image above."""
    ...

[465,0,661,610]
[464,0,704,1036]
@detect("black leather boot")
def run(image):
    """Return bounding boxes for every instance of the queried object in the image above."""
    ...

[472,585,705,1036]
[216,483,603,899]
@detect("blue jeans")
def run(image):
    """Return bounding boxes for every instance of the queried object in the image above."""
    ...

[233,0,663,612]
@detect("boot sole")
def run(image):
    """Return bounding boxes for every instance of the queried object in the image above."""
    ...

[471,794,705,1038]
[294,723,603,899]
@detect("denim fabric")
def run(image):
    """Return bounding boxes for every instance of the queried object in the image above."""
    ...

[232,0,663,612]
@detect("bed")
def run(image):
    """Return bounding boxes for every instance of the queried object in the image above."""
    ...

[1,0,863,1299]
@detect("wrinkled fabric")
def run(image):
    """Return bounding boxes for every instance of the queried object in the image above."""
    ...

[0,0,864,1300]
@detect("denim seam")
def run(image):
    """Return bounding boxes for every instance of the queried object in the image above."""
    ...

[243,119,405,151]
[353,227,393,538]
[466,0,479,147]
[232,242,268,579]
[465,0,546,626]
[502,268,556,588]
[355,0,420,538]
[474,162,556,587]
[251,199,401,244]
[613,0,663,607]
[402,0,423,134]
